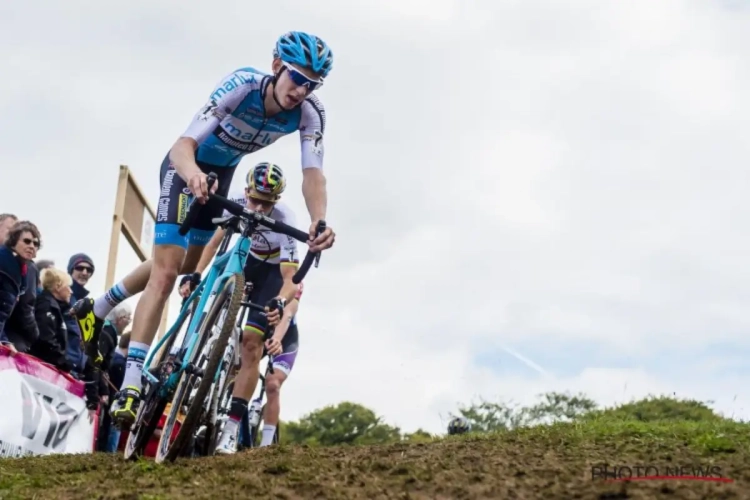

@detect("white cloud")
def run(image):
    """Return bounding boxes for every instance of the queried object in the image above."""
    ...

[2,0,750,435]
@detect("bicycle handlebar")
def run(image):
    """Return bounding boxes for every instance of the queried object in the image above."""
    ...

[178,172,325,284]
[294,220,325,285]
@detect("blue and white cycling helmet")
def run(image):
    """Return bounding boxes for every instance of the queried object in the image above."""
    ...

[447,416,472,435]
[273,31,333,79]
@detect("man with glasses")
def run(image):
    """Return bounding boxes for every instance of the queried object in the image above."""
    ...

[68,253,95,300]
[67,253,95,375]
[73,31,337,428]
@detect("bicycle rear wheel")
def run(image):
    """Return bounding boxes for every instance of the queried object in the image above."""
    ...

[249,403,281,447]
[194,328,239,457]
[155,272,245,463]
[123,292,200,460]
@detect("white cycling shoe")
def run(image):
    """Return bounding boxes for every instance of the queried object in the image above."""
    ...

[215,429,238,455]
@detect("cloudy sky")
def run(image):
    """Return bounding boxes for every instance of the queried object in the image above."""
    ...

[2,0,750,434]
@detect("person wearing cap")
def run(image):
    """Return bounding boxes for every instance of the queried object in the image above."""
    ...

[68,253,95,301]
[65,253,95,376]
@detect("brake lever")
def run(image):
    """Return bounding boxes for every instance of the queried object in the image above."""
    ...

[313,220,326,268]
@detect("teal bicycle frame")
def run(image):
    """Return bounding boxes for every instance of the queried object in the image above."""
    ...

[141,232,251,396]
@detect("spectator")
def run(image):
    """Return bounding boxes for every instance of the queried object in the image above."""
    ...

[4,237,42,352]
[0,214,18,242]
[0,221,40,351]
[65,253,94,376]
[36,259,55,270]
[98,324,131,453]
[4,258,40,353]
[29,267,73,372]
[99,303,133,376]
[35,259,55,293]
[98,304,132,419]
[32,266,98,415]
[68,253,94,301]
[36,259,55,273]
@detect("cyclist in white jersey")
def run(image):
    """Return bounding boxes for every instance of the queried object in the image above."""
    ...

[178,163,304,453]
[71,31,336,428]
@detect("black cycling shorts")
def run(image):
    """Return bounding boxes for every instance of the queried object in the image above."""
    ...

[154,154,235,249]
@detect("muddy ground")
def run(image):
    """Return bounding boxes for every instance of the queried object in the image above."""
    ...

[0,420,746,499]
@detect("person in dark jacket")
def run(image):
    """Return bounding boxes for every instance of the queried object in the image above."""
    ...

[96,306,131,452]
[97,330,129,452]
[4,259,40,353]
[0,221,40,349]
[30,267,73,372]
[65,253,95,376]
[31,266,98,411]
[105,331,129,451]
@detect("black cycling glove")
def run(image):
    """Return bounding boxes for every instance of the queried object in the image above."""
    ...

[179,272,201,291]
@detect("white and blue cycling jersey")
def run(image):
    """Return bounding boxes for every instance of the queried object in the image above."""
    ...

[154,66,326,249]
[181,66,326,168]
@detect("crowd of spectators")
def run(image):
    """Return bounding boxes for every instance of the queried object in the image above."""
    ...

[0,213,133,453]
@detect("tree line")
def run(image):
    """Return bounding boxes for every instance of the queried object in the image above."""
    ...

[276,392,727,446]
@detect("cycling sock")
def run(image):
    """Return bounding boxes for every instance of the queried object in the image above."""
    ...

[228,397,249,421]
[121,341,150,392]
[94,282,133,319]
[259,424,277,447]
[223,397,248,439]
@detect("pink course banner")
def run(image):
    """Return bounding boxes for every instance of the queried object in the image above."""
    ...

[0,346,85,397]
[0,345,96,457]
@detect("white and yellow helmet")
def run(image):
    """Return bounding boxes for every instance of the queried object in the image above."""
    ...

[246,162,287,201]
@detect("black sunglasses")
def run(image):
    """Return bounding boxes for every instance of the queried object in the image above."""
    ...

[22,238,40,248]
[74,265,93,274]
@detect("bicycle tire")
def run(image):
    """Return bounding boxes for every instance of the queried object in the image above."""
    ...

[156,272,245,463]
[196,334,237,457]
[213,377,237,451]
[249,403,281,447]
[123,291,201,460]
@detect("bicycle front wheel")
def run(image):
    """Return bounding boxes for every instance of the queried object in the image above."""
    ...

[123,291,201,460]
[155,272,245,463]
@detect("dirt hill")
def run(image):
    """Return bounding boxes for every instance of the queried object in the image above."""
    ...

[0,418,746,499]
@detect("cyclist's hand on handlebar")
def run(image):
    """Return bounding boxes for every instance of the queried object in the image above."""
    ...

[177,272,201,298]
[265,297,285,326]
[265,337,283,356]
[187,172,218,204]
[308,220,335,253]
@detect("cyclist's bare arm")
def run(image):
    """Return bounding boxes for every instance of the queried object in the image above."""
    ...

[302,168,327,223]
[299,96,327,223]
[271,299,299,342]
[277,264,301,304]
[168,138,202,181]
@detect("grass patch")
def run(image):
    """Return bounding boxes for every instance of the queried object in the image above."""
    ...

[0,417,747,499]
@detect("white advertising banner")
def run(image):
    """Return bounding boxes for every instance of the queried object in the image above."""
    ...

[0,349,95,458]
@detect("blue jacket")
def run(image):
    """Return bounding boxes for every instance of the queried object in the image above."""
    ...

[0,245,27,343]
[4,261,40,352]
[65,279,90,373]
